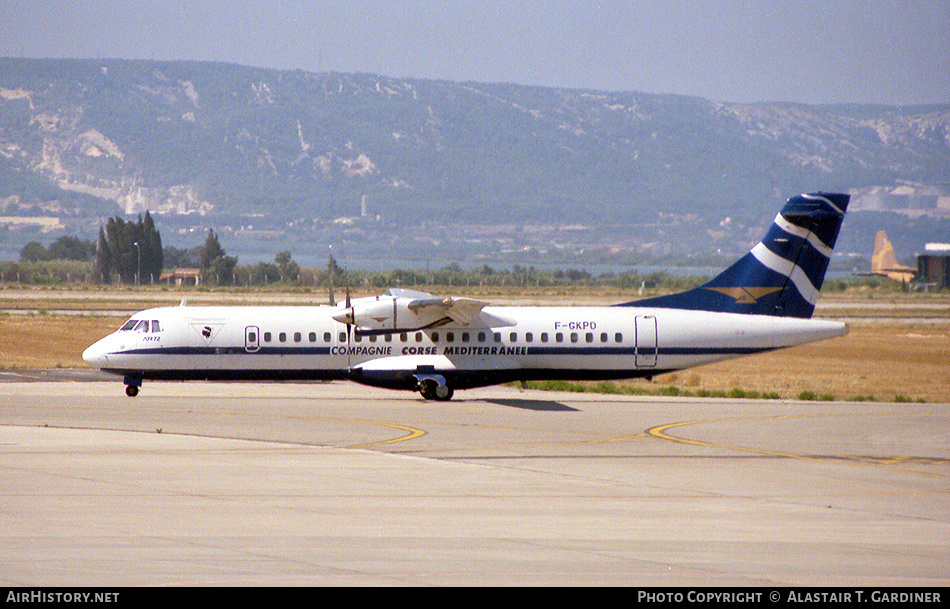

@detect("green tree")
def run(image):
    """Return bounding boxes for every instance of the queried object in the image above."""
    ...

[19,241,49,262]
[95,226,110,284]
[96,213,163,284]
[48,235,95,261]
[200,229,237,285]
[274,251,300,282]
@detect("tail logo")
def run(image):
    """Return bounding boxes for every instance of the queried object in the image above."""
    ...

[705,287,783,304]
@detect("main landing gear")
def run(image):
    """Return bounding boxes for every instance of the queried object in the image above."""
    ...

[415,373,454,401]
[419,381,454,401]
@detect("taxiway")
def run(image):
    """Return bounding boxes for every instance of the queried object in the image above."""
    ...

[1,378,948,586]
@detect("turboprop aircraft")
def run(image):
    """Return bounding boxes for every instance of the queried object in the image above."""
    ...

[83,192,850,400]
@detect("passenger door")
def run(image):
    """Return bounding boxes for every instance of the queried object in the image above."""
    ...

[635,316,657,368]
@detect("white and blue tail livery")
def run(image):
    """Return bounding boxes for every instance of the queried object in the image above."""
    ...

[622,193,849,318]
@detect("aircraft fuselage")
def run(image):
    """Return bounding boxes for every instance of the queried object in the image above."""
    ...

[83,303,847,395]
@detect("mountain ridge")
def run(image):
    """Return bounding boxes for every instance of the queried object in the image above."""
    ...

[1,58,948,262]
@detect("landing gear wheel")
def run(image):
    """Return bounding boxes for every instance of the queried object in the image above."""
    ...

[419,380,454,401]
[433,384,454,401]
[125,384,139,397]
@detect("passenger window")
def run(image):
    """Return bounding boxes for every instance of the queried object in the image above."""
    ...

[571,332,578,343]
[264,332,272,342]
[279,332,287,342]
[615,333,623,343]
[478,332,486,342]
[294,332,302,343]
[309,332,317,342]
[339,332,346,342]
[586,333,594,343]
[525,332,533,343]
[600,333,608,343]
[556,332,563,343]
[446,332,454,342]
[324,332,332,342]
[248,332,257,343]
[462,332,470,342]
[400,333,408,342]
[541,333,548,343]
[509,332,517,342]
[431,332,439,342]
[415,332,423,342]
[494,333,502,343]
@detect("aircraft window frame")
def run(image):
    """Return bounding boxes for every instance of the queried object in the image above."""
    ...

[339,332,346,342]
[478,332,486,342]
[134,320,150,332]
[600,333,608,343]
[509,332,517,342]
[264,332,272,342]
[415,332,423,342]
[494,332,502,343]
[294,332,302,343]
[384,334,392,343]
[615,333,623,343]
[309,332,317,343]
[400,333,408,342]
[541,333,548,343]
[247,331,257,344]
[570,332,579,343]
[324,332,332,342]
[431,332,439,342]
[120,320,138,331]
[461,332,470,343]
[556,332,563,343]
[525,332,533,343]
[279,332,287,343]
[446,332,455,342]
[354,334,362,342]
[586,333,594,343]
[151,320,161,333]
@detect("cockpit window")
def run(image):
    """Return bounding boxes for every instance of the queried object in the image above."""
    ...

[120,320,138,331]
[151,320,161,333]
[134,320,150,332]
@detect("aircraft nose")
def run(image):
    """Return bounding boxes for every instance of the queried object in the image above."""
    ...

[82,340,108,367]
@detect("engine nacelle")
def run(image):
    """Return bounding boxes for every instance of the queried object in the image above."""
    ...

[332,296,438,333]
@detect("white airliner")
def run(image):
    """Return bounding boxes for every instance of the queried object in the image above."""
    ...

[84,192,850,400]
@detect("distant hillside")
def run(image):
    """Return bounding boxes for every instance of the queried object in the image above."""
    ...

[1,58,948,262]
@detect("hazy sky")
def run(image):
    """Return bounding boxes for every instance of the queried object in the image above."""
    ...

[2,0,948,105]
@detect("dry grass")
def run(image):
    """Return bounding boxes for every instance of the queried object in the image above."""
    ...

[651,323,950,404]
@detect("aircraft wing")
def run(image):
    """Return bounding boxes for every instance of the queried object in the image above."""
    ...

[407,296,490,325]
[338,289,514,333]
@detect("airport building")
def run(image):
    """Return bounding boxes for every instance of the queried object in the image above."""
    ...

[917,244,950,290]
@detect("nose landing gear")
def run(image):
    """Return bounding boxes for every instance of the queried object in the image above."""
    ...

[124,376,141,397]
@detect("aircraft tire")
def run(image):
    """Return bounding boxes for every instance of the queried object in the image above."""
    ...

[419,380,454,401]
[125,384,139,397]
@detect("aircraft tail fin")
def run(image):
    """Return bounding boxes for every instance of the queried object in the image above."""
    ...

[870,230,916,282]
[621,192,849,318]
[871,230,899,274]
